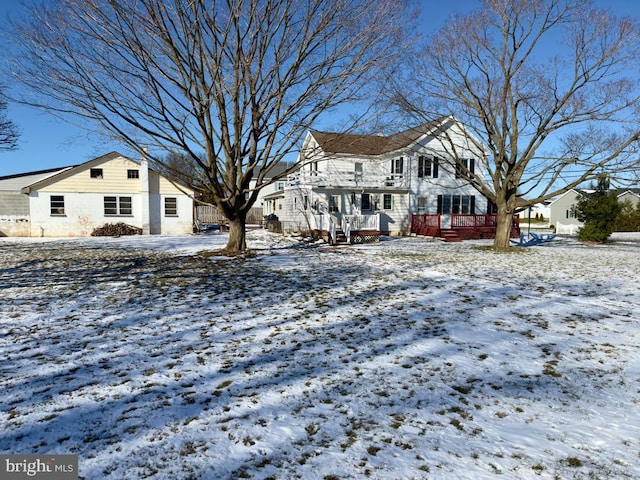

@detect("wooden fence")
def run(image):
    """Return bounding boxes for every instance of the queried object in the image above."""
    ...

[194,205,264,225]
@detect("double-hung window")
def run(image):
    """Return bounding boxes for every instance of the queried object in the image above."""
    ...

[361,193,372,211]
[417,197,428,214]
[383,194,392,210]
[50,195,65,216]
[104,196,132,216]
[418,156,439,178]
[455,158,475,179]
[329,195,339,213]
[391,157,404,175]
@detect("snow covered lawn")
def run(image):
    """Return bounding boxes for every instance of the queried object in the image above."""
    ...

[1,231,638,479]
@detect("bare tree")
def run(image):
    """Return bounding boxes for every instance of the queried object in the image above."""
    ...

[392,0,640,248]
[9,0,415,252]
[0,87,19,151]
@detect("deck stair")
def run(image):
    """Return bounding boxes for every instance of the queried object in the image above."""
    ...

[333,229,349,245]
[440,229,462,242]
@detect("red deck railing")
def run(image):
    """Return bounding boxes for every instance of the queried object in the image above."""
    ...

[411,214,520,239]
[410,214,441,237]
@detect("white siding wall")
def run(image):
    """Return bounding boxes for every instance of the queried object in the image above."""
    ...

[29,192,139,237]
[26,156,194,237]
[618,191,640,207]
[549,191,582,229]
[407,132,489,220]
[285,126,491,236]
[29,191,193,237]
[378,193,409,234]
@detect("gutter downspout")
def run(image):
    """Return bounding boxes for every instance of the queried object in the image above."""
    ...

[141,149,150,235]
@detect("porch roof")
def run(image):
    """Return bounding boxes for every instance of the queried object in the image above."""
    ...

[262,190,285,200]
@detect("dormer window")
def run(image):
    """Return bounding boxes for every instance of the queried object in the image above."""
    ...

[90,168,103,178]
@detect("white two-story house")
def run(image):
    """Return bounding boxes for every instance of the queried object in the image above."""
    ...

[265,117,491,243]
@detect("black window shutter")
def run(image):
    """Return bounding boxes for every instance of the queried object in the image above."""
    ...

[433,158,439,178]
[470,158,475,175]
[437,195,443,214]
[418,156,424,178]
[470,196,476,214]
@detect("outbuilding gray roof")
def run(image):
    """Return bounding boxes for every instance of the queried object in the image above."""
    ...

[0,167,74,192]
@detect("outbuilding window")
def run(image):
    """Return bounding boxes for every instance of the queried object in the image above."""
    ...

[164,197,178,216]
[50,195,65,216]
[104,196,132,216]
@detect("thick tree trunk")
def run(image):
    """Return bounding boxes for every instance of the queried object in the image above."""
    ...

[225,214,247,253]
[493,207,514,250]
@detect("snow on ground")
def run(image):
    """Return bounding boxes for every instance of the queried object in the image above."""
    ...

[0,230,639,479]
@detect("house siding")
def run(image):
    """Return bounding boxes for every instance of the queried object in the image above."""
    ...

[0,193,31,236]
[28,190,193,237]
[549,190,582,231]
[0,153,195,237]
[618,191,640,207]
[37,156,143,194]
[28,192,139,237]
[276,121,489,236]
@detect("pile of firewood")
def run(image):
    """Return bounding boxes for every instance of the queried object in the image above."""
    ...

[91,222,142,237]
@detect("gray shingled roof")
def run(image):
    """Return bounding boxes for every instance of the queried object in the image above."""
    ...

[0,167,74,192]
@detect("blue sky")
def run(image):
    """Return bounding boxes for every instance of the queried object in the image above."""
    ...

[0,0,639,176]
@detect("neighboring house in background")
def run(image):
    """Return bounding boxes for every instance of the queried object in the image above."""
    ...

[266,117,492,242]
[194,162,296,226]
[254,161,297,221]
[520,200,551,222]
[617,188,640,207]
[0,152,194,237]
[547,187,640,235]
[548,189,584,235]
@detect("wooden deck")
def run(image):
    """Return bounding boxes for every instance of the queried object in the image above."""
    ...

[411,214,520,240]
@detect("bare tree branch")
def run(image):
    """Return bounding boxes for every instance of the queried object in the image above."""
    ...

[390,0,640,248]
[0,87,19,151]
[8,0,416,251]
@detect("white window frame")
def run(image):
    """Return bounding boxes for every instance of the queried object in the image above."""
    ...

[383,193,392,210]
[104,196,133,216]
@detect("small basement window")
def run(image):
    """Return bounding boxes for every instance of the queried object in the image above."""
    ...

[90,168,103,178]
